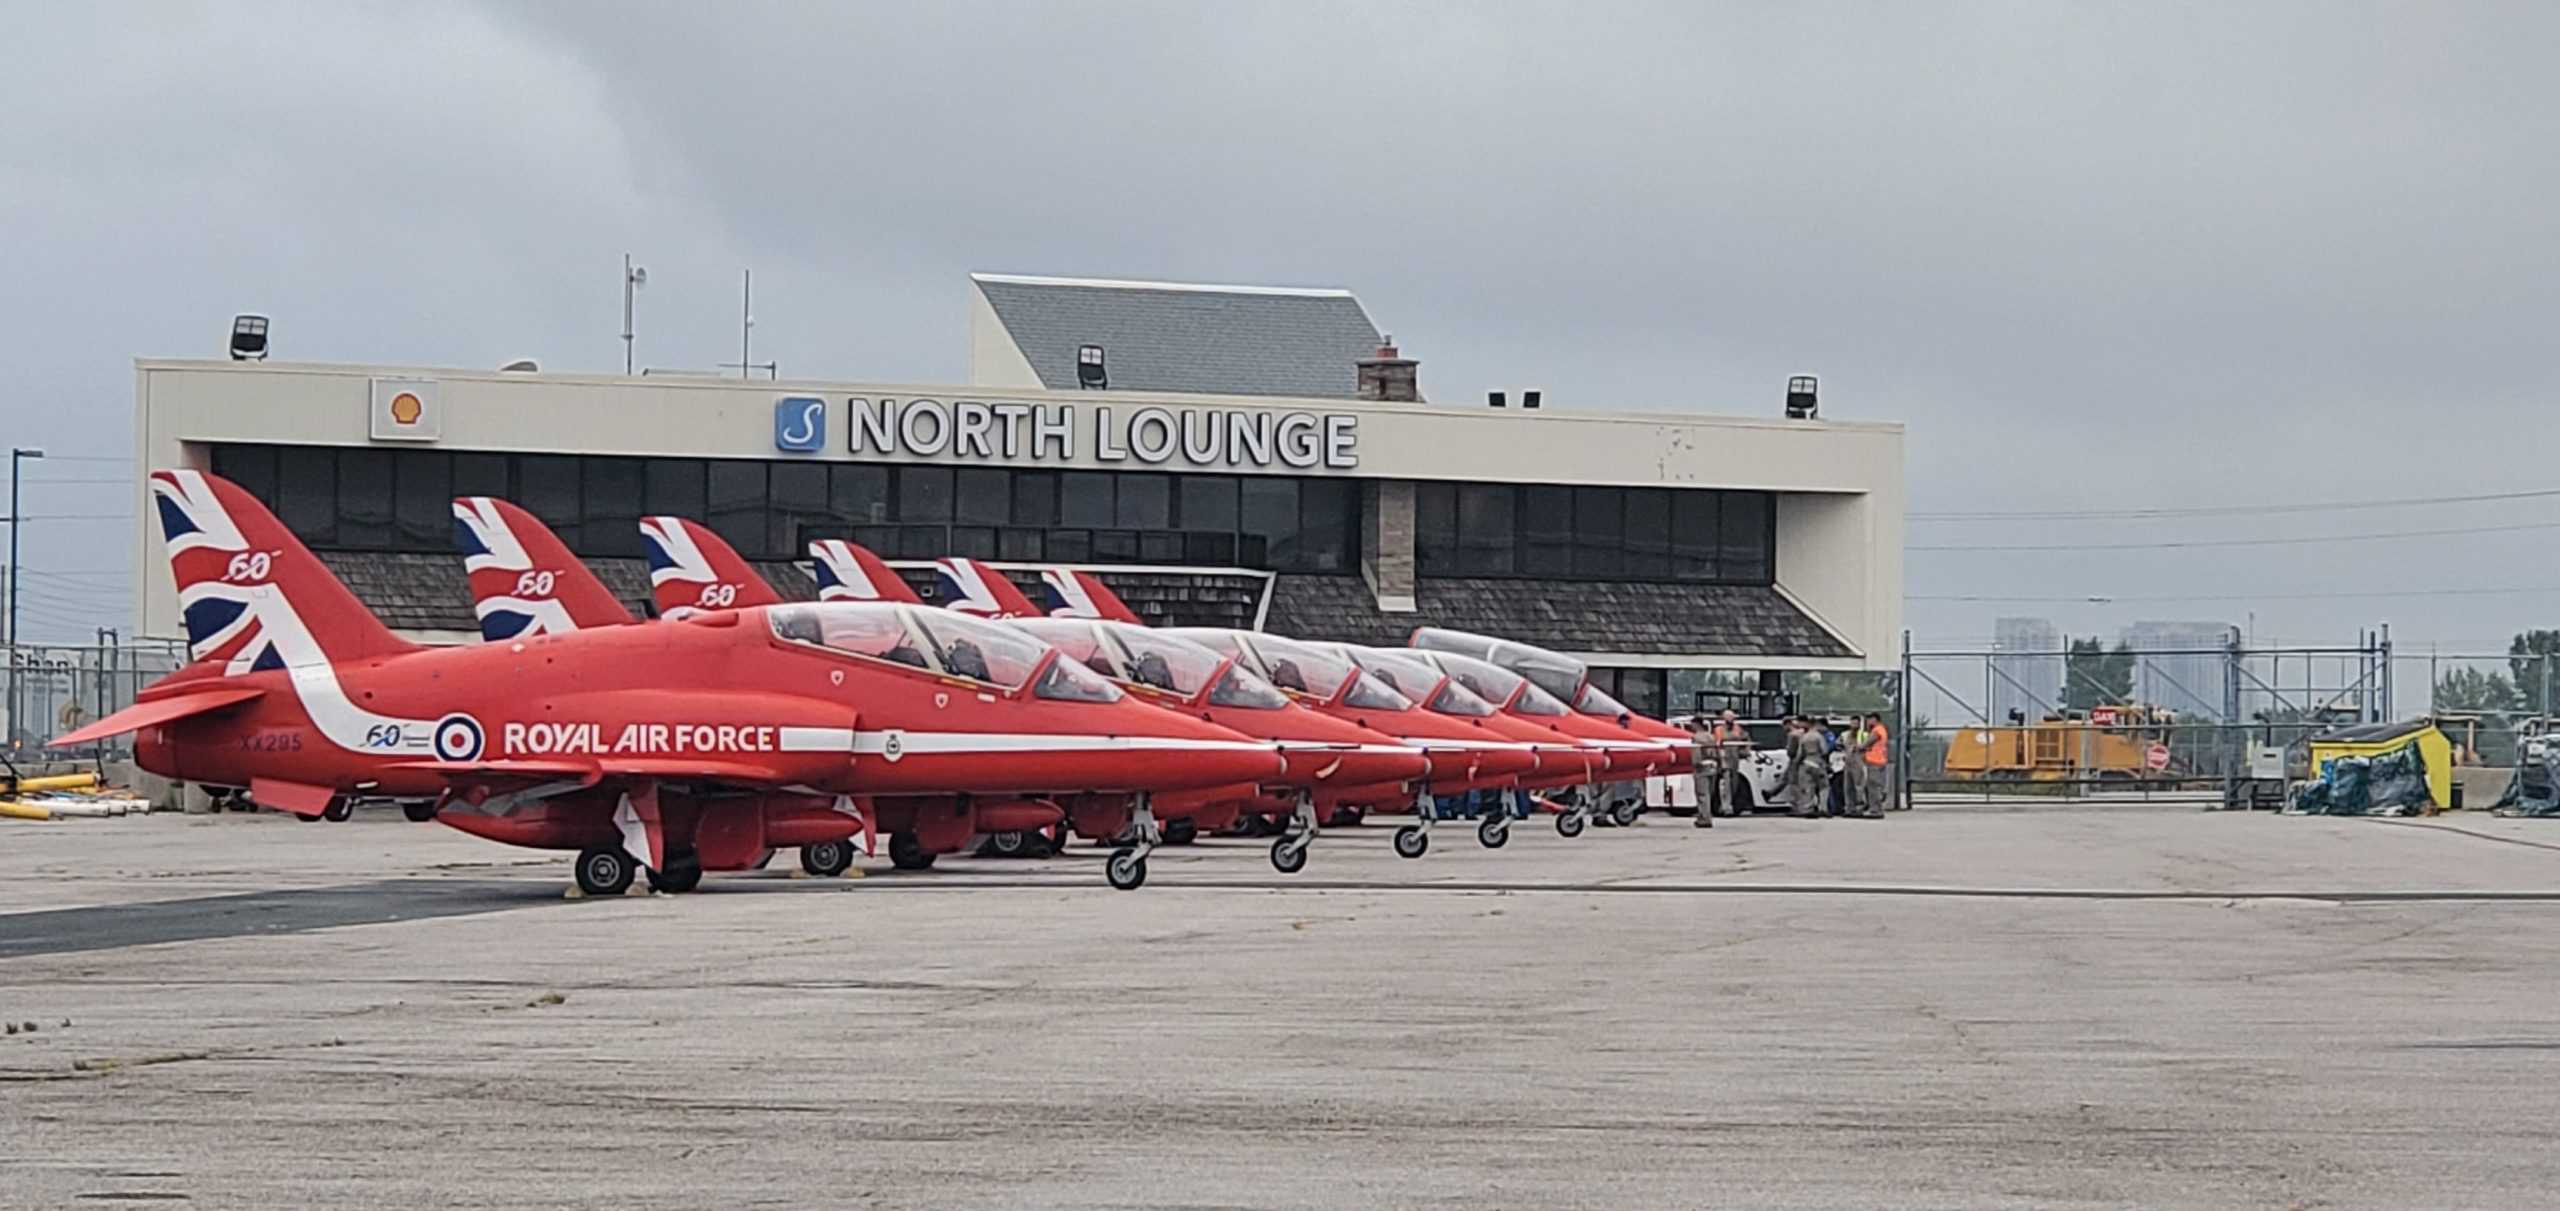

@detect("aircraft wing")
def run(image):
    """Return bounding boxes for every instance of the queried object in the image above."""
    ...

[50,686,265,748]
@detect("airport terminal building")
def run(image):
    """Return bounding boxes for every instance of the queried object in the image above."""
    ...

[130,274,1903,718]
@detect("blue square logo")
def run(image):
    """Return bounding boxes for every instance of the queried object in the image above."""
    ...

[773,397,827,452]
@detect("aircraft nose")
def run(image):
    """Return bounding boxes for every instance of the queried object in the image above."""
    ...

[1333,744,1430,787]
[1474,742,1539,781]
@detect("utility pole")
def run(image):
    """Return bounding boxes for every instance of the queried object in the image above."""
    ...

[621,254,647,374]
[7,446,44,648]
[719,269,776,379]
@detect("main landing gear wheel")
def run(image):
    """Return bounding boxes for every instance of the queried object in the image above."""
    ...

[1393,825,1429,859]
[887,831,936,871]
[1106,846,1148,891]
[1162,818,1198,847]
[800,840,854,877]
[1476,814,1510,849]
[1270,835,1309,874]
[322,797,354,823]
[646,850,703,894]
[1555,810,1586,839]
[574,846,636,897]
[401,800,439,823]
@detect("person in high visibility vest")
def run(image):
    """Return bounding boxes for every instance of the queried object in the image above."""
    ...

[1853,713,1892,818]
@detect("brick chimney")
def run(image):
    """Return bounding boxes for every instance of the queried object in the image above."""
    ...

[1356,336,1421,403]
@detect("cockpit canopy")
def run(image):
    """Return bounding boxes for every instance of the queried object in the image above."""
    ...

[768,602,1121,701]
[1169,628,1414,711]
[1410,626,1602,715]
[1013,618,1290,709]
[1408,648,1572,716]
[1337,644,1498,717]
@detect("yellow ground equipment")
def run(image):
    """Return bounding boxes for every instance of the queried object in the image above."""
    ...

[1943,707,2169,782]
[2304,719,2455,810]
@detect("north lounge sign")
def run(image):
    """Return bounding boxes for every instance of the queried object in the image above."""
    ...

[791,397,1360,471]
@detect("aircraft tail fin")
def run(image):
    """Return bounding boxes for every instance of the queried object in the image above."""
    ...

[934,558,1042,619]
[149,469,419,672]
[451,497,635,640]
[1037,567,1144,624]
[809,539,920,604]
[639,516,782,615]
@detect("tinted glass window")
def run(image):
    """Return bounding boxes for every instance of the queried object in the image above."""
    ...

[1059,471,1113,527]
[518,455,579,548]
[1624,489,1672,578]
[1672,491,1719,579]
[955,468,1009,526]
[1722,492,1771,582]
[1456,484,1515,575]
[948,526,998,559]
[1291,479,1351,572]
[275,446,337,544]
[1180,475,1238,531]
[1140,531,1182,562]
[1520,485,1571,575]
[1572,487,1622,576]
[1414,481,1457,575]
[335,449,393,548]
[769,462,828,557]
[1094,530,1139,561]
[452,452,509,501]
[998,528,1045,561]
[1116,474,1170,530]
[1239,477,1297,569]
[1047,529,1092,562]
[897,467,953,522]
[582,458,643,558]
[706,461,767,557]
[831,464,890,525]
[391,451,450,547]
[645,459,705,522]
[1183,532,1235,564]
[1011,470,1057,526]
[213,445,278,508]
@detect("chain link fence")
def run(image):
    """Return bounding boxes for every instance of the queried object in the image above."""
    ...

[3,641,189,761]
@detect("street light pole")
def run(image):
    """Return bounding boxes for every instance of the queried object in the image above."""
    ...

[621,254,647,375]
[7,446,43,649]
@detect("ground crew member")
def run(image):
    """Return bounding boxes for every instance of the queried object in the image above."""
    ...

[1705,710,1750,819]
[1850,713,1890,818]
[1786,717,1825,818]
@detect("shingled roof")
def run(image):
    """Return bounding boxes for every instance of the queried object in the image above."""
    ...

[1265,576,1856,660]
[973,273,1387,399]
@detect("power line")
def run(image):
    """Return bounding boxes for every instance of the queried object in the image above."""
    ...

[1911,585,2560,604]
[1911,519,2560,553]
[1912,486,2560,523]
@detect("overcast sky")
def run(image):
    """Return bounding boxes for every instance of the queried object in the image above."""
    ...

[4,1,2556,656]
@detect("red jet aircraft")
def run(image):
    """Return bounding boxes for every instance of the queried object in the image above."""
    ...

[56,472,1282,894]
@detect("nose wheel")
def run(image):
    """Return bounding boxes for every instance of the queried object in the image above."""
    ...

[799,840,854,877]
[1555,808,1585,838]
[1476,812,1510,849]
[1106,796,1161,891]
[573,846,636,897]
[1268,793,1317,874]
[1393,825,1429,859]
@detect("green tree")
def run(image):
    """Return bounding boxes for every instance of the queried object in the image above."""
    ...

[2064,638,2134,711]
[1794,671,1896,715]
[2434,665,2518,713]
[2509,631,2560,710]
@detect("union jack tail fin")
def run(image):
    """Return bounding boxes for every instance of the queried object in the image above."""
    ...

[933,558,1042,619]
[809,539,920,604]
[451,497,634,640]
[150,469,417,672]
[639,516,782,616]
[1037,567,1143,624]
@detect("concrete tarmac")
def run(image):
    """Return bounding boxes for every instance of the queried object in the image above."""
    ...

[3,805,2557,1209]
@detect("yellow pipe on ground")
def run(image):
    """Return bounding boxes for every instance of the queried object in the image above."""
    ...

[0,800,54,821]
[8,772,101,794]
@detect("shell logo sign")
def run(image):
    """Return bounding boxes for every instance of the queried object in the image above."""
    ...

[369,377,441,442]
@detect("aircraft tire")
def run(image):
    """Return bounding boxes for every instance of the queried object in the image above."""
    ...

[1162,818,1198,847]
[1106,847,1148,891]
[1555,810,1585,839]
[646,850,703,894]
[1476,816,1509,849]
[322,797,354,823]
[1269,837,1308,875]
[401,800,439,823]
[575,847,636,897]
[799,840,853,878]
[888,832,936,871]
[1609,800,1641,828]
[1393,825,1428,859]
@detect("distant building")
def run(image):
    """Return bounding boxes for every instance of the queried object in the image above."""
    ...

[2123,620,2239,720]
[1990,616,2064,722]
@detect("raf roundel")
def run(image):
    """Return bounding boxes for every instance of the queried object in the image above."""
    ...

[432,713,485,762]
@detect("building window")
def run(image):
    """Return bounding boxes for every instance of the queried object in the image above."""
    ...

[1418,478,1774,585]
[203,444,1373,575]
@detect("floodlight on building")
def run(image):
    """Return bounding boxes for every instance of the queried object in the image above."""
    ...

[1076,344,1107,389]
[1522,390,1542,410]
[499,359,540,372]
[1784,375,1818,419]
[229,315,269,361]
[1487,391,1506,408]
